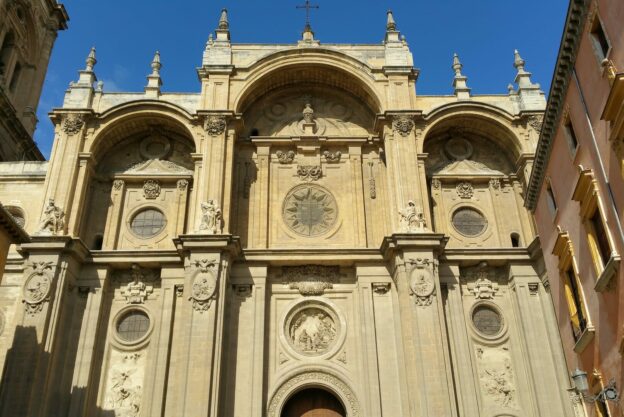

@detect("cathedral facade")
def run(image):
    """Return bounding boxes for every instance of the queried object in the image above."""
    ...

[0,9,578,417]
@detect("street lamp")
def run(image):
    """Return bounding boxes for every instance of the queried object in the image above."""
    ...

[571,368,620,404]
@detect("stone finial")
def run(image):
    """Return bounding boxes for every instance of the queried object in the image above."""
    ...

[513,49,540,91]
[452,53,470,99]
[218,8,229,30]
[150,51,161,76]
[513,49,525,72]
[85,47,97,72]
[507,83,516,95]
[386,10,397,31]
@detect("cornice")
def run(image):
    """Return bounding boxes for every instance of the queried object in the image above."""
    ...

[525,0,590,211]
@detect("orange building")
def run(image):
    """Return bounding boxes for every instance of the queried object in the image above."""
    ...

[527,0,624,415]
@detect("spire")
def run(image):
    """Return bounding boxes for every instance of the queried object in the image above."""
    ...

[387,10,397,31]
[452,53,470,99]
[513,49,539,90]
[85,47,96,72]
[512,49,545,110]
[218,8,229,30]
[145,51,162,97]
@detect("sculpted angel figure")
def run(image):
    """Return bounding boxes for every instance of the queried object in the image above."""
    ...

[199,200,222,234]
[37,198,65,235]
[398,200,427,233]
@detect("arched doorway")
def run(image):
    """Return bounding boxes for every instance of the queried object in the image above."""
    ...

[281,388,346,417]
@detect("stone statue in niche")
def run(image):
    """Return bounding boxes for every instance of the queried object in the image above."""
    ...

[36,198,65,236]
[198,200,222,234]
[289,308,337,354]
[398,200,427,233]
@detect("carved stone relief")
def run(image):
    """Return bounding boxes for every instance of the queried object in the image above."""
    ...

[372,282,391,295]
[288,307,337,355]
[114,265,160,304]
[281,265,340,296]
[282,185,337,237]
[189,259,218,312]
[462,262,501,299]
[177,179,189,191]
[392,115,415,137]
[23,261,55,315]
[142,179,161,199]
[61,114,84,135]
[398,200,427,233]
[104,350,145,417]
[276,150,295,164]
[407,259,436,307]
[198,200,222,234]
[367,161,376,199]
[113,179,125,190]
[456,181,474,199]
[527,114,544,133]
[296,165,322,181]
[35,198,64,236]
[323,150,341,163]
[475,345,518,409]
[204,115,227,136]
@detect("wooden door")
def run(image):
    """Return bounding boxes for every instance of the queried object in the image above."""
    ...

[281,388,346,417]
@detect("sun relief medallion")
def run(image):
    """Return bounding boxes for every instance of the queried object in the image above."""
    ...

[282,185,338,237]
[288,307,337,356]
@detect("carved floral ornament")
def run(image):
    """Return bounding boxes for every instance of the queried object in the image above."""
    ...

[204,115,227,136]
[407,258,437,307]
[456,181,474,199]
[188,259,219,312]
[276,150,295,164]
[297,165,322,181]
[61,114,85,135]
[323,150,342,163]
[281,265,341,296]
[23,261,55,315]
[392,115,415,137]
[143,179,161,199]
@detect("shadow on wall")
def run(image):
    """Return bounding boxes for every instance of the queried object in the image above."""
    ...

[0,325,117,417]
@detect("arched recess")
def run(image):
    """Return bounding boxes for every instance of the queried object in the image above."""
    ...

[80,104,197,250]
[267,367,362,417]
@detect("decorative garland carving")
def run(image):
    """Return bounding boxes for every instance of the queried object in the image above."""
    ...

[189,259,218,312]
[392,115,414,137]
[456,181,474,199]
[142,179,161,199]
[61,114,85,135]
[281,265,340,296]
[267,371,361,417]
[204,115,227,136]
[23,261,55,315]
[297,165,322,181]
[407,258,436,307]
[276,150,295,164]
[323,150,341,163]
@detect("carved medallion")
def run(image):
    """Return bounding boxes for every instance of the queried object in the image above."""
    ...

[288,307,337,355]
[392,115,415,137]
[189,259,218,312]
[23,262,55,315]
[296,165,322,181]
[282,185,337,237]
[456,182,474,199]
[61,114,84,135]
[143,180,161,199]
[408,259,436,307]
[204,115,227,136]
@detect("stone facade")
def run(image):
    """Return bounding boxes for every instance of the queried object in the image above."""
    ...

[0,0,67,161]
[0,9,576,417]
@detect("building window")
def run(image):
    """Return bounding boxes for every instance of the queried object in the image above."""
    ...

[563,120,578,153]
[130,208,166,238]
[116,310,150,342]
[9,62,21,92]
[510,233,521,248]
[590,16,610,61]
[546,182,557,217]
[588,209,611,268]
[553,229,593,352]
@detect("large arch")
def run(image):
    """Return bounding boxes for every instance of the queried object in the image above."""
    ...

[87,101,198,159]
[267,367,362,417]
[234,49,384,116]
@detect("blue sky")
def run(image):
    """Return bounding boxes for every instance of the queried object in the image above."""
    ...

[34,0,568,158]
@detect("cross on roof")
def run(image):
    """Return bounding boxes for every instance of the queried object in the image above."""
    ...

[296,0,319,28]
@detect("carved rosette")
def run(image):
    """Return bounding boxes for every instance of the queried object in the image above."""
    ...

[61,114,85,135]
[281,265,340,296]
[204,115,227,136]
[276,150,295,164]
[23,261,55,315]
[188,259,218,312]
[407,259,436,307]
[392,115,415,137]
[143,179,161,199]
[296,165,322,181]
[456,181,474,199]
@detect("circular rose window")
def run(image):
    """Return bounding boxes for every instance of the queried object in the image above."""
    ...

[116,310,150,342]
[452,207,487,237]
[130,208,166,238]
[472,305,503,336]
[282,185,337,237]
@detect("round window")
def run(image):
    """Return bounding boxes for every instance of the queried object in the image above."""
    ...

[116,310,150,342]
[130,209,166,238]
[472,305,502,336]
[452,207,487,237]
